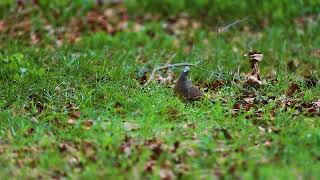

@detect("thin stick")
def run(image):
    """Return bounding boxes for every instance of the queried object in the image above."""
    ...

[217,16,249,34]
[154,62,200,71]
[145,53,175,87]
[144,62,201,86]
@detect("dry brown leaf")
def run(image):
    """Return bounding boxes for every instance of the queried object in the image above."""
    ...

[0,146,5,155]
[311,49,320,58]
[104,8,115,18]
[159,168,175,180]
[305,75,318,88]
[59,143,71,153]
[264,140,272,148]
[258,126,266,134]
[132,23,142,32]
[24,127,35,137]
[287,59,299,71]
[144,160,156,172]
[67,118,76,125]
[245,50,263,62]
[12,19,32,32]
[199,80,225,91]
[30,32,40,44]
[313,100,320,108]
[119,136,132,156]
[233,103,241,110]
[146,138,165,160]
[0,20,6,32]
[245,50,264,86]
[155,70,175,85]
[81,141,96,160]
[250,53,263,62]
[186,148,197,157]
[246,74,263,86]
[287,83,300,96]
[244,103,256,111]
[295,15,316,27]
[123,121,139,131]
[67,111,81,125]
[83,119,94,130]
[68,156,80,167]
[244,97,255,104]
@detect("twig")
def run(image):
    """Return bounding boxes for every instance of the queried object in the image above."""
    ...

[216,16,249,34]
[154,62,200,71]
[144,62,201,86]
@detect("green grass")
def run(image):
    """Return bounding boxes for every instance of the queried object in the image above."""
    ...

[0,1,319,179]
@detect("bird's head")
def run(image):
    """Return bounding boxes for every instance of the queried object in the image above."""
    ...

[183,66,190,74]
[177,66,190,81]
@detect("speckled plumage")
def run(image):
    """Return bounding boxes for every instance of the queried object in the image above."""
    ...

[174,66,204,102]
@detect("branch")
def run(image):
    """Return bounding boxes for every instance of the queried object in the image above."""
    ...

[217,16,249,34]
[154,62,200,71]
[144,62,201,86]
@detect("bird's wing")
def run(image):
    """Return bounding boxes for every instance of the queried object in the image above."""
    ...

[187,86,204,100]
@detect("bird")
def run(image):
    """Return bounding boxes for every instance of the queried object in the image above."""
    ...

[174,66,204,102]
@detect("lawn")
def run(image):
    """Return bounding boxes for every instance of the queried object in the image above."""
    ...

[0,1,319,179]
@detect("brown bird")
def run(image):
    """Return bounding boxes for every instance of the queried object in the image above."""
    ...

[174,66,204,102]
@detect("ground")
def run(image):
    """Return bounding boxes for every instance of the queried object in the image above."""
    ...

[0,1,319,179]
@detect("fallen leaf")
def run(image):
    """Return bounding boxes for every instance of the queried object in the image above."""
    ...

[0,146,5,155]
[186,148,197,157]
[144,160,156,172]
[166,107,179,120]
[313,100,320,108]
[30,32,40,44]
[246,74,263,86]
[228,163,238,174]
[311,49,320,58]
[145,138,166,160]
[59,143,70,153]
[305,75,318,88]
[132,23,143,32]
[0,20,6,32]
[200,80,225,91]
[233,103,241,110]
[159,168,175,180]
[244,103,256,111]
[287,83,300,96]
[265,69,277,82]
[68,156,80,167]
[287,59,299,71]
[258,126,266,134]
[244,97,255,104]
[119,136,132,156]
[245,50,263,62]
[67,118,76,125]
[155,70,175,85]
[264,140,272,148]
[123,121,139,131]
[220,128,233,140]
[24,127,35,137]
[295,15,316,27]
[83,119,94,130]
[17,159,24,168]
[245,50,264,86]
[81,141,97,161]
